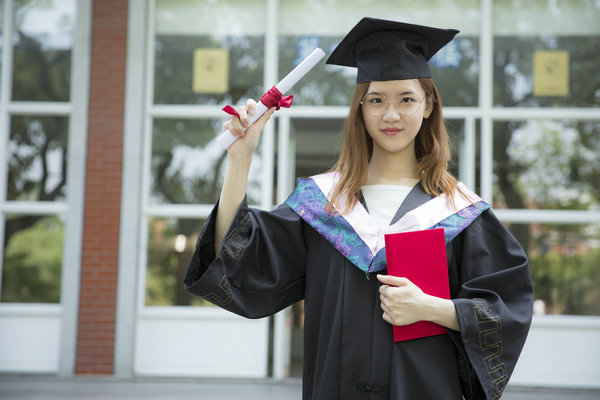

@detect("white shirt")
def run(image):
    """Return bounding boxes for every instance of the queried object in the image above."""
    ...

[361,185,412,226]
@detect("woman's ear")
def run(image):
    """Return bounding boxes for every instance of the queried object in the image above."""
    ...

[423,99,433,119]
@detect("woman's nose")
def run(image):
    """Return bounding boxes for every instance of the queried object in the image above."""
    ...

[382,103,402,121]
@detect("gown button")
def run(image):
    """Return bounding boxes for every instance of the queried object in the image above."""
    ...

[356,383,371,392]
[356,383,385,393]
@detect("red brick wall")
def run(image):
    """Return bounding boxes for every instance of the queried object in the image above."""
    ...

[76,0,128,374]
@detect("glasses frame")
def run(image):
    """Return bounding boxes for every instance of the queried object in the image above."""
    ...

[360,91,426,117]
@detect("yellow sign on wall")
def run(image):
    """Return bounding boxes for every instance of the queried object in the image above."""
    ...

[193,49,229,94]
[533,51,569,97]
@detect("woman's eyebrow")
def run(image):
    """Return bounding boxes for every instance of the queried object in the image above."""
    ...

[368,89,418,96]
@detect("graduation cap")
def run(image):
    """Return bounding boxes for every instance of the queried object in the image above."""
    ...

[326,17,459,83]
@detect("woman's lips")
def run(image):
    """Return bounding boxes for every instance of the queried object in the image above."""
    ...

[382,128,402,136]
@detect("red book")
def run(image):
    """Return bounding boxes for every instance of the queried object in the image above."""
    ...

[384,228,450,342]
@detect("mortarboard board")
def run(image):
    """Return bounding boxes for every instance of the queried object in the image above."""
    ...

[326,17,459,83]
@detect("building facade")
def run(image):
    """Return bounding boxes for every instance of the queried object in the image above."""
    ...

[0,0,599,388]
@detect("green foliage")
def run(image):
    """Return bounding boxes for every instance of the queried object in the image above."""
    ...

[530,245,600,315]
[13,0,73,103]
[501,119,600,211]
[7,115,69,202]
[151,119,227,205]
[12,41,71,102]
[145,218,212,306]
[1,216,63,303]
[145,239,181,305]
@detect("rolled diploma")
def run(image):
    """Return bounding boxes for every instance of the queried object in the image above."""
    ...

[216,47,326,149]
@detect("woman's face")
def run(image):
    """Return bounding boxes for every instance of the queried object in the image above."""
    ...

[361,79,431,158]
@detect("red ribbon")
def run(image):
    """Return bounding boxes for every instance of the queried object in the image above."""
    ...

[222,105,240,117]
[260,86,294,110]
[222,86,294,117]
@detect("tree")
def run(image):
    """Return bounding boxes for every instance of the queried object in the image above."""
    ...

[493,32,600,315]
[2,3,72,302]
[2,216,63,303]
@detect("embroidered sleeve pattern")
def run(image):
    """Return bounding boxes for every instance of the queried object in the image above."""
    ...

[198,274,234,306]
[472,300,507,398]
[222,210,252,261]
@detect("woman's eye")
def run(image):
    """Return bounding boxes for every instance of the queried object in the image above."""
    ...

[368,97,384,104]
[400,97,416,103]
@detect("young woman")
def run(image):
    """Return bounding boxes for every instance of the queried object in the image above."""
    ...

[184,17,533,400]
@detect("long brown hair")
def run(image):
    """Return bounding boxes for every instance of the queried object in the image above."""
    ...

[327,78,461,213]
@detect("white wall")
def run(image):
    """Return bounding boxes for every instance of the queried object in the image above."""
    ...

[134,307,270,378]
[511,315,600,388]
[0,304,61,372]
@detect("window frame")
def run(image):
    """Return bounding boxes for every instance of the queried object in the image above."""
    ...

[0,0,90,375]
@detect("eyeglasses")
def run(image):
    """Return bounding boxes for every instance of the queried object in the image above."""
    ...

[360,92,424,117]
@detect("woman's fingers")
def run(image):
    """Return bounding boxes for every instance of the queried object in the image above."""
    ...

[221,99,275,156]
[222,102,254,138]
[246,98,257,116]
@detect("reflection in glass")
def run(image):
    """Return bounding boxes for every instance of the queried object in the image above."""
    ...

[151,119,262,205]
[1,215,63,303]
[507,223,600,316]
[493,0,600,108]
[494,36,600,108]
[7,115,69,201]
[447,119,481,194]
[277,0,480,106]
[145,217,210,306]
[493,120,600,210]
[0,1,4,94]
[154,0,267,105]
[12,0,75,101]
[278,35,479,107]
[279,36,356,106]
[290,118,341,182]
[430,37,479,107]
[154,35,264,105]
[286,118,475,194]
[446,119,464,180]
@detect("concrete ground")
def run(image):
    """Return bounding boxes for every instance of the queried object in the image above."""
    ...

[0,375,599,400]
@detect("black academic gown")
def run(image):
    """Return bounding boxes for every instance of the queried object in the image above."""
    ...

[183,183,533,400]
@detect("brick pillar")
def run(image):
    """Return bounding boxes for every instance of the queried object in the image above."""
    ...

[76,0,128,374]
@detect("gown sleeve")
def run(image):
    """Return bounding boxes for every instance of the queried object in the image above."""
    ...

[183,197,307,319]
[448,209,533,400]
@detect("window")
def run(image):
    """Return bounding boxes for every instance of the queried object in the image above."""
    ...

[1,0,75,305]
[144,0,268,306]
[278,0,481,106]
[493,120,600,211]
[145,216,209,306]
[491,0,600,316]
[493,0,600,107]
[507,223,600,316]
[141,0,600,315]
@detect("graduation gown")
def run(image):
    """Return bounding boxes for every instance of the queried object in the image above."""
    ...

[184,173,533,400]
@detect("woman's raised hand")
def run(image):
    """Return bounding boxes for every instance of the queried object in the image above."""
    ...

[222,98,276,159]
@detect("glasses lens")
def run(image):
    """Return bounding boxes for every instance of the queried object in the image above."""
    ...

[362,93,385,115]
[398,95,422,114]
[361,93,423,116]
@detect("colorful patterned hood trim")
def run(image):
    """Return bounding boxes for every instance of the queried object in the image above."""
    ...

[285,175,490,273]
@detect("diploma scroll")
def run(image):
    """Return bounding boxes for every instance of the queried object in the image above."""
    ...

[217,47,326,149]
